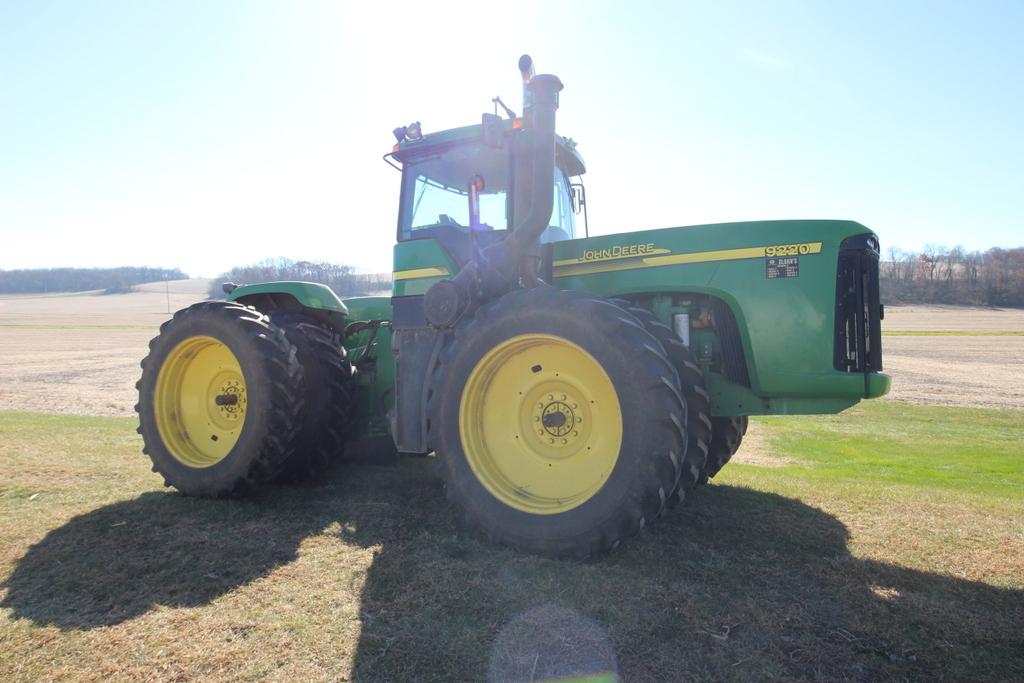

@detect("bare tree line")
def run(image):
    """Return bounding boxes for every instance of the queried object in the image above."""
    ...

[208,258,391,300]
[0,267,187,294]
[3,248,1021,308]
[881,246,1024,307]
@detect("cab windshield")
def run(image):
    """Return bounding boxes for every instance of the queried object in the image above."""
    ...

[398,142,576,243]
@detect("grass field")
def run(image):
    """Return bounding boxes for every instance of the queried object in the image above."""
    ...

[1,403,1021,682]
[2,288,1023,680]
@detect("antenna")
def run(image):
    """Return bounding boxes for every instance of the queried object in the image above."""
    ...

[492,96,516,119]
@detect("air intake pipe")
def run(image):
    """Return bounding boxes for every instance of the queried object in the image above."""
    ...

[423,56,563,328]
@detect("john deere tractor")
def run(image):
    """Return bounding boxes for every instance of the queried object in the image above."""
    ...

[136,55,890,557]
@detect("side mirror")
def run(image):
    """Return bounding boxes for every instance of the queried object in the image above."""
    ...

[570,181,589,238]
[571,184,584,214]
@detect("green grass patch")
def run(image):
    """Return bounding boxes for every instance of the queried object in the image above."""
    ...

[753,401,1024,499]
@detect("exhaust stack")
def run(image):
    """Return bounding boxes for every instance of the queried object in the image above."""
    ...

[423,55,563,327]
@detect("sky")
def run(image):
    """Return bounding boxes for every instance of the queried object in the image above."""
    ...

[1,1,1021,277]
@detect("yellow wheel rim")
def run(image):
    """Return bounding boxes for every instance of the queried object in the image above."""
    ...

[459,333,622,515]
[154,336,247,468]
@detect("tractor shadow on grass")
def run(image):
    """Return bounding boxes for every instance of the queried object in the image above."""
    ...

[3,461,1022,681]
[339,468,1024,682]
[0,486,334,630]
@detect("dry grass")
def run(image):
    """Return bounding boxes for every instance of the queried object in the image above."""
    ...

[880,335,1024,409]
[0,281,210,417]
[0,409,1021,682]
[879,304,1024,409]
[882,304,1024,333]
[0,279,212,327]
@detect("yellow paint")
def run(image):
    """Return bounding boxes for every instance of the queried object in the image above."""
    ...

[393,266,450,281]
[554,241,823,277]
[459,334,622,515]
[154,336,246,468]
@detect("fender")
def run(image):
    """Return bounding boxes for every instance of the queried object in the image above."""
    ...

[226,281,348,315]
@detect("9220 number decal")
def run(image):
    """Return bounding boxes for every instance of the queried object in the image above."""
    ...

[764,242,820,257]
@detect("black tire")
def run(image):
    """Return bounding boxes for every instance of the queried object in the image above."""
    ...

[427,287,686,558]
[701,415,747,483]
[611,302,711,505]
[264,312,353,482]
[136,301,304,497]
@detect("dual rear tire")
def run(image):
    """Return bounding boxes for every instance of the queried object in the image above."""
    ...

[612,302,747,487]
[136,302,351,496]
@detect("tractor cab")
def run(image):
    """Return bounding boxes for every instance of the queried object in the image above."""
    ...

[389,120,587,267]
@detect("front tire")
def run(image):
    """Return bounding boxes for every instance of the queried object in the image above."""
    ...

[427,287,686,558]
[136,301,304,496]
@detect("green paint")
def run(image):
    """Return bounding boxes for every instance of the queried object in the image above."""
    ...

[391,241,459,297]
[228,281,348,314]
[341,296,395,440]
[706,372,860,416]
[551,219,872,399]
[341,296,392,323]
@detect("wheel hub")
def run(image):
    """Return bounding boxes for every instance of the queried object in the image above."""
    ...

[209,375,246,430]
[534,394,582,446]
[154,336,247,467]
[459,333,623,514]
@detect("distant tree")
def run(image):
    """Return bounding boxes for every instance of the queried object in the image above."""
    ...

[880,245,1024,307]
[0,267,187,294]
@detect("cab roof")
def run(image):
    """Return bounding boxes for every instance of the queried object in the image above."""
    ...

[391,119,586,177]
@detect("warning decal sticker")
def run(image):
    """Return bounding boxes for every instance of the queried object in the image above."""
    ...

[766,256,800,279]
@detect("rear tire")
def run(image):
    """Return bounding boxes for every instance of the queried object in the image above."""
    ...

[612,303,710,505]
[264,312,353,482]
[701,416,747,483]
[427,287,685,558]
[136,301,303,496]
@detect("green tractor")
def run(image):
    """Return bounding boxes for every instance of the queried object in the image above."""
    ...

[136,55,890,557]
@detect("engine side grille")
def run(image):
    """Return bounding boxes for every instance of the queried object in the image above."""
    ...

[711,297,752,387]
[834,235,883,373]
